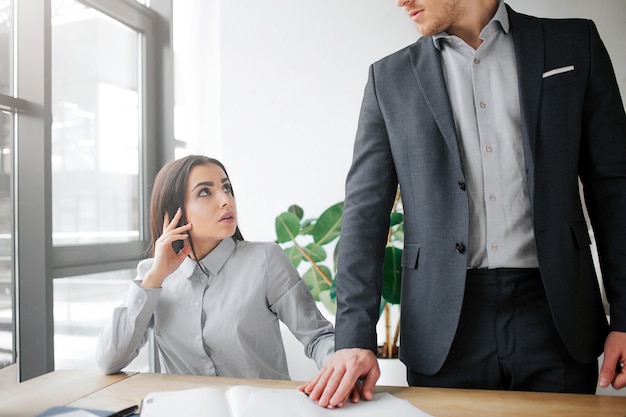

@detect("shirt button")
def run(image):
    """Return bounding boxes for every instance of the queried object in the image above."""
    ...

[474,58,480,64]
[458,181,466,191]
[479,102,487,108]
[491,243,499,251]
[485,146,493,152]
[489,194,496,202]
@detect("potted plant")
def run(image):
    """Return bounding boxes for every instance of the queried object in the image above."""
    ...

[274,189,404,359]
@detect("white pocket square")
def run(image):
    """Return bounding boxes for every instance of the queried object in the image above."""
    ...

[542,65,575,78]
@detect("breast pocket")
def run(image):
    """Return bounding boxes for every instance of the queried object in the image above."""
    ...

[542,67,578,92]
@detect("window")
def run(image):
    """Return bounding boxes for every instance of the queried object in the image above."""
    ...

[6,0,172,381]
[51,1,141,247]
[0,110,13,369]
[54,269,149,371]
[0,0,14,371]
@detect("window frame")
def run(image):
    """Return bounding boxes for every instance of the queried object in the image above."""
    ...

[12,0,173,381]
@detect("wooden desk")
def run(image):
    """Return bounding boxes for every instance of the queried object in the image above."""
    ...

[1,371,626,417]
[0,370,135,417]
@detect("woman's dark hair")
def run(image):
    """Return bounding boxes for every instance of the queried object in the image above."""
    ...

[147,155,244,257]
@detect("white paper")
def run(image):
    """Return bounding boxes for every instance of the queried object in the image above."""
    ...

[51,411,101,417]
[294,392,434,417]
[139,385,434,417]
[140,386,230,417]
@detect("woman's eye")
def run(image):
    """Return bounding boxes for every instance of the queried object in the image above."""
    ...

[198,187,211,197]
[223,183,233,194]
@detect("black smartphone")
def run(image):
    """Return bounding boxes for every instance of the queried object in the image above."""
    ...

[171,209,187,254]
[172,239,184,254]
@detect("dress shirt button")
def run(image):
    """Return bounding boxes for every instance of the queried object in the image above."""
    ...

[479,102,487,108]
[485,145,493,152]
[489,193,496,202]
[474,58,480,64]
[455,242,466,254]
[491,243,499,251]
[458,181,466,191]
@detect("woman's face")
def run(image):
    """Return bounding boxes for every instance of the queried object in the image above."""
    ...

[184,162,237,258]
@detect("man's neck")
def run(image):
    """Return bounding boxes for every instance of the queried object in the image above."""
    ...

[448,0,499,49]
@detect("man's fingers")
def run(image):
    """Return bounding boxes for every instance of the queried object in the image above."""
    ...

[328,372,362,408]
[360,367,380,400]
[298,371,322,395]
[307,367,335,402]
[612,363,626,389]
[317,368,346,408]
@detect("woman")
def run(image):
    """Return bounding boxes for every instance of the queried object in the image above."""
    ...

[96,155,335,380]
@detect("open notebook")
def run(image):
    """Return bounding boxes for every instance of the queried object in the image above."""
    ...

[139,385,433,417]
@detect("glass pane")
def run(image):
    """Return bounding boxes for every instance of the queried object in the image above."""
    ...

[0,0,11,95]
[0,110,13,368]
[54,269,150,371]
[51,1,141,246]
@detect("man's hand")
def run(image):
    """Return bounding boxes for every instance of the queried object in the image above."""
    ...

[599,331,626,389]
[298,348,380,408]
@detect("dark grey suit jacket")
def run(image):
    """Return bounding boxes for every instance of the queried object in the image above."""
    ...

[334,5,626,375]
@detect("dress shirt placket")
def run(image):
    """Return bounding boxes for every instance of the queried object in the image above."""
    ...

[191,267,217,375]
[472,25,506,267]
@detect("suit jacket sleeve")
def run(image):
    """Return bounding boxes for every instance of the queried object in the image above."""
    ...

[578,20,626,332]
[334,64,399,352]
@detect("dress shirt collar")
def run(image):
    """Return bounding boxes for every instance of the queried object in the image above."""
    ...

[198,237,237,276]
[176,237,237,280]
[432,0,510,50]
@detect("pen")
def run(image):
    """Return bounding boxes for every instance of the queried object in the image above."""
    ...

[105,405,139,417]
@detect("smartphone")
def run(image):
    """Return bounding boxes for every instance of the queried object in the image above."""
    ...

[171,208,187,254]
[172,239,185,254]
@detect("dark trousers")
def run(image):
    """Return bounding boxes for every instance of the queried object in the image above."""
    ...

[407,268,598,393]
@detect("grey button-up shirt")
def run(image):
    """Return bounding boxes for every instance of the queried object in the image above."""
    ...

[433,0,539,268]
[96,238,334,380]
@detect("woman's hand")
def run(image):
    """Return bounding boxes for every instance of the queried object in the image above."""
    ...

[141,208,192,288]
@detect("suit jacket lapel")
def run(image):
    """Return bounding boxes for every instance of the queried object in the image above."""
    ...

[408,39,464,173]
[508,5,543,210]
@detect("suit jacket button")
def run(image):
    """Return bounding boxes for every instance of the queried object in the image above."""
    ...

[458,181,466,191]
[455,242,466,253]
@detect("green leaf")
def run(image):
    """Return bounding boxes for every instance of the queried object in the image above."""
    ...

[313,202,343,245]
[382,246,402,305]
[303,265,332,300]
[288,204,304,220]
[283,245,303,268]
[275,212,301,243]
[389,212,404,227]
[391,223,404,242]
[300,219,315,236]
[379,296,387,317]
[303,243,326,263]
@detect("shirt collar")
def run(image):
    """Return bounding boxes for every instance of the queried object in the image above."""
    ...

[197,237,237,277]
[432,0,510,50]
[176,238,237,280]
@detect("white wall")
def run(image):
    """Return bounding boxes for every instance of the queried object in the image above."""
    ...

[176,0,417,241]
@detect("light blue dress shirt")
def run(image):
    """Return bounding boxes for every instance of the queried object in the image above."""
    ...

[433,0,539,268]
[96,238,335,380]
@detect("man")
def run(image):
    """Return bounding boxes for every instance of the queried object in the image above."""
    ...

[299,0,626,408]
